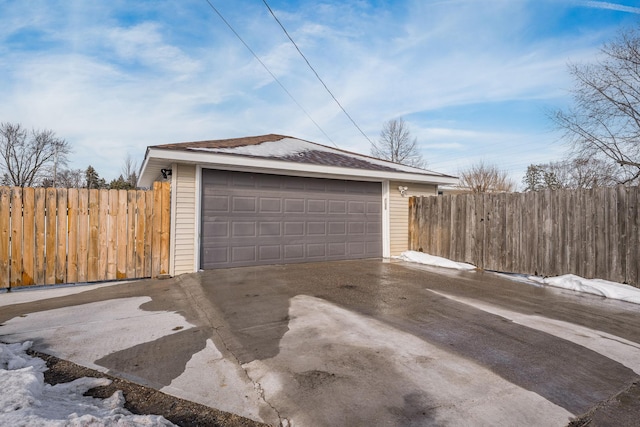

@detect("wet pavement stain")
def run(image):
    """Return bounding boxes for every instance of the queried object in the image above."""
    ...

[95,327,210,388]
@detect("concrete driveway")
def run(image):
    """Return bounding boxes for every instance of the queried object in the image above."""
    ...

[1,260,640,426]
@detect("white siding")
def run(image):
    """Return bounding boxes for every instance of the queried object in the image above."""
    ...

[389,181,436,256]
[171,164,197,275]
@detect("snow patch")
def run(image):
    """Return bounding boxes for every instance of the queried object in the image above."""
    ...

[400,251,640,305]
[190,137,328,158]
[189,137,442,174]
[0,341,175,426]
[398,250,476,270]
[536,274,640,305]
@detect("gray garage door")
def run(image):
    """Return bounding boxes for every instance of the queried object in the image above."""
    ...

[201,169,382,269]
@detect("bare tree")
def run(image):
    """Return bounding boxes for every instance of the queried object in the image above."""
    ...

[523,157,621,191]
[121,154,138,188]
[553,26,640,184]
[459,161,515,193]
[0,122,71,187]
[56,168,85,188]
[371,118,425,168]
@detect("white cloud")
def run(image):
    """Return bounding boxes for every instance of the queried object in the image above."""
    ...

[581,1,640,14]
[106,22,201,76]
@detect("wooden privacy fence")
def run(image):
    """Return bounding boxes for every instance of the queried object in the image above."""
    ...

[409,185,639,288]
[0,181,170,289]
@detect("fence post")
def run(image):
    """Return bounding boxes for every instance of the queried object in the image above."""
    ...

[0,187,10,288]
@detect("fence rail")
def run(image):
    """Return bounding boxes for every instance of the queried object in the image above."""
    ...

[409,185,639,288]
[0,182,170,289]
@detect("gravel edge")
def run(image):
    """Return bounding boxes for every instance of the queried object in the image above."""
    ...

[567,380,640,427]
[28,349,269,427]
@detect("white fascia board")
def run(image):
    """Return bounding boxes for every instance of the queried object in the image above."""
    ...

[144,148,459,186]
[137,149,155,188]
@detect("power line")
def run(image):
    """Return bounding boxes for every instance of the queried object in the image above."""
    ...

[202,0,338,147]
[261,0,376,148]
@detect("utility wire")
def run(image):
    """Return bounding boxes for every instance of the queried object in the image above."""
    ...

[203,0,338,147]
[261,0,376,148]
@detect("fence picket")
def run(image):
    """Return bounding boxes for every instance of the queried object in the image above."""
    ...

[45,188,57,285]
[10,188,23,287]
[67,189,78,284]
[55,189,68,284]
[116,189,127,279]
[0,187,10,288]
[88,189,100,282]
[126,190,136,278]
[77,189,89,282]
[22,188,35,286]
[34,188,46,284]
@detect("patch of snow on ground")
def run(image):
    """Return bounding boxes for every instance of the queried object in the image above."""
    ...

[536,274,640,305]
[0,341,175,426]
[398,250,476,270]
[400,251,640,305]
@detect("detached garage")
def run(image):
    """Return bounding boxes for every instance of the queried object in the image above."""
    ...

[138,134,457,275]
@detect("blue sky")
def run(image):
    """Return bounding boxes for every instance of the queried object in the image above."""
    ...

[1,0,639,187]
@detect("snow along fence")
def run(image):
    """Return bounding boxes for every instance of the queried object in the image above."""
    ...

[0,181,170,288]
[409,185,639,288]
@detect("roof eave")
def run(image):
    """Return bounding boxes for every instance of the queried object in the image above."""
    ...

[138,147,459,188]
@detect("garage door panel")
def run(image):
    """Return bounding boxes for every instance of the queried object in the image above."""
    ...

[204,247,229,264]
[204,222,229,238]
[232,246,256,263]
[307,222,326,235]
[348,222,365,234]
[348,242,365,256]
[367,222,382,235]
[201,169,381,269]
[329,242,347,256]
[206,195,229,212]
[231,173,256,187]
[232,222,256,237]
[232,196,257,212]
[284,244,304,260]
[367,201,382,214]
[328,200,347,214]
[348,201,365,214]
[328,222,346,235]
[259,245,281,261]
[284,198,305,213]
[259,222,282,237]
[284,222,305,236]
[259,198,282,213]
[307,243,326,257]
[307,199,327,213]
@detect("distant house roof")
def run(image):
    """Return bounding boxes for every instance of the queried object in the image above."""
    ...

[138,134,458,188]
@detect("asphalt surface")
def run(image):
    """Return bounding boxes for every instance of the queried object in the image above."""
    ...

[1,259,639,426]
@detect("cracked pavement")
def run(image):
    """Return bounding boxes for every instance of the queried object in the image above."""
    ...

[1,259,640,426]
